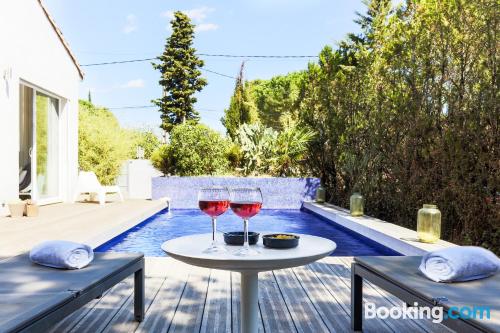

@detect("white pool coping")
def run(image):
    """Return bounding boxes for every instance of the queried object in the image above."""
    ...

[87,198,170,249]
[303,201,456,256]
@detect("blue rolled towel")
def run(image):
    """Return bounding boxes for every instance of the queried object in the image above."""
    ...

[30,240,94,269]
[419,246,500,283]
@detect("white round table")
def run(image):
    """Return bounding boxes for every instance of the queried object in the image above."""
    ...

[162,233,336,333]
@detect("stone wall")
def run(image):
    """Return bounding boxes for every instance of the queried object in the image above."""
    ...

[152,176,320,209]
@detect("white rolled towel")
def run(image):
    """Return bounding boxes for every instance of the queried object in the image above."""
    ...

[30,240,94,269]
[419,246,500,283]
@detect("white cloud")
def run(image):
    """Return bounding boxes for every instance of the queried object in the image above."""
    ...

[162,6,214,22]
[120,79,144,89]
[184,6,214,22]
[195,23,219,32]
[122,14,137,34]
[162,6,218,32]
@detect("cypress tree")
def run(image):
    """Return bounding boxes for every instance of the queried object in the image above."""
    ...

[152,11,207,132]
[221,62,259,140]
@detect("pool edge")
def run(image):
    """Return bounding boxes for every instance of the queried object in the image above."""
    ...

[86,198,170,249]
[302,201,456,256]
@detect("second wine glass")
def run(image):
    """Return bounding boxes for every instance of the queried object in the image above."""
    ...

[198,187,230,254]
[229,187,263,256]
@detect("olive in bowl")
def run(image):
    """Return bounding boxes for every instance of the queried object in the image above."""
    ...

[223,232,260,245]
[263,234,300,249]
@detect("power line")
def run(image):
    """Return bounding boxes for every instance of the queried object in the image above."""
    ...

[108,105,155,109]
[201,68,237,79]
[80,53,319,67]
[80,57,237,79]
[197,53,318,58]
[81,58,156,66]
[108,104,222,112]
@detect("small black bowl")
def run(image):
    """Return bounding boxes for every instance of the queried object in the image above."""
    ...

[223,232,260,245]
[263,234,300,249]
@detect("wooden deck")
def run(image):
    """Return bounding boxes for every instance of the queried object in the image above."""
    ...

[0,199,168,258]
[48,256,451,333]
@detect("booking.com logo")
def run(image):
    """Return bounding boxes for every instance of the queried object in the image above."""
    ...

[364,302,491,323]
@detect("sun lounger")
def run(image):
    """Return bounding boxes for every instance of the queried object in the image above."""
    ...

[351,256,500,332]
[0,252,144,333]
[72,171,124,205]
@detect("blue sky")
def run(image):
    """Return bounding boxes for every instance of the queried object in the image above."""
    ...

[44,0,365,134]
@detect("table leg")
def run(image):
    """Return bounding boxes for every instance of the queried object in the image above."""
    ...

[240,271,259,333]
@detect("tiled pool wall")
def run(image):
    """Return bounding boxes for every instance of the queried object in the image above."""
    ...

[152,176,320,209]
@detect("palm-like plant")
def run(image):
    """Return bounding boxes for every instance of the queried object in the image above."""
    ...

[270,125,316,176]
[236,123,277,175]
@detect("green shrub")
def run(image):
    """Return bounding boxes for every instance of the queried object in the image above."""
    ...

[234,123,314,177]
[151,144,173,175]
[132,129,161,159]
[152,123,229,176]
[78,100,135,185]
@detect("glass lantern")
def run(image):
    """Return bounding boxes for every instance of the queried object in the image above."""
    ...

[417,204,441,243]
[316,184,326,203]
[350,193,364,216]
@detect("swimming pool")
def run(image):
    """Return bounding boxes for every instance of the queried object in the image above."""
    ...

[96,209,401,257]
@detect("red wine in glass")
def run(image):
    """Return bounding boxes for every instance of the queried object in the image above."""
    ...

[199,200,230,217]
[229,188,263,256]
[198,187,230,254]
[229,202,262,219]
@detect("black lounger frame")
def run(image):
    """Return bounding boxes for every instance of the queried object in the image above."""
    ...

[351,260,489,333]
[12,257,144,333]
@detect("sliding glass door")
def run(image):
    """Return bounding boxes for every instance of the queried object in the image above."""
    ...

[35,92,60,200]
[19,84,60,203]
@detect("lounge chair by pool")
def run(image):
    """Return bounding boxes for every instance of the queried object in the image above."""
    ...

[0,252,144,333]
[72,171,124,205]
[351,256,499,333]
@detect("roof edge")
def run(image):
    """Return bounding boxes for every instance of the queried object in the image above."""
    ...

[37,0,84,79]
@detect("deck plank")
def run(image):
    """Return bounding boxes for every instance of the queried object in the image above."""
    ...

[258,271,297,333]
[68,280,134,333]
[101,277,167,333]
[167,266,211,333]
[273,268,330,332]
[46,256,446,333]
[199,268,232,333]
[135,261,191,333]
[292,264,352,332]
[308,260,393,332]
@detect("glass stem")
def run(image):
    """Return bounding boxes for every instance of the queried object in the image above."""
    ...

[212,217,217,246]
[243,219,249,250]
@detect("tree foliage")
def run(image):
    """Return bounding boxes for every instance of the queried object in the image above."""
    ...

[151,123,229,176]
[152,11,207,132]
[78,101,136,185]
[297,0,499,252]
[222,0,499,252]
[132,129,161,159]
[250,71,306,130]
[222,62,259,140]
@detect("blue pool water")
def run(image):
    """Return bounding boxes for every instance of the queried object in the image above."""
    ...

[96,209,401,257]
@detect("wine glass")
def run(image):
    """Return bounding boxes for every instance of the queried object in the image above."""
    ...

[198,187,230,254]
[229,187,263,256]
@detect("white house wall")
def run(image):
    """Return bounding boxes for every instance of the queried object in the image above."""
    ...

[0,0,80,205]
